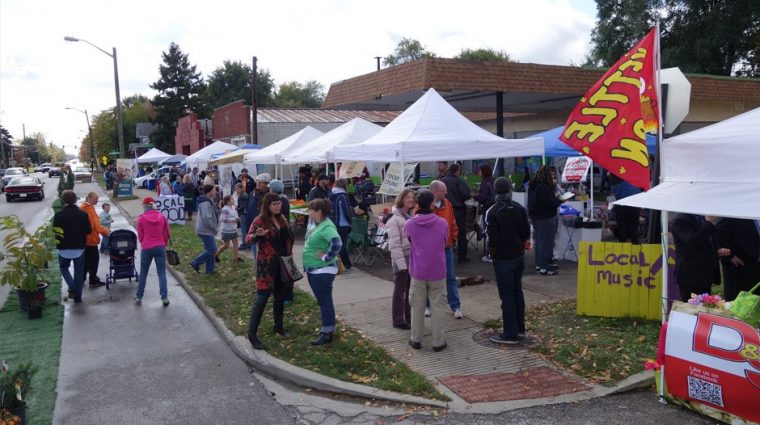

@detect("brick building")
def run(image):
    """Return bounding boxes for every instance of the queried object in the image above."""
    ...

[212,100,251,145]
[174,113,212,155]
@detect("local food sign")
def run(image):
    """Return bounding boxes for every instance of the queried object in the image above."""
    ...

[665,305,760,423]
[156,195,185,224]
[577,242,674,320]
[378,163,417,195]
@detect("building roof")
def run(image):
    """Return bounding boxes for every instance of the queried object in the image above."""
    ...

[324,57,760,112]
[257,108,400,124]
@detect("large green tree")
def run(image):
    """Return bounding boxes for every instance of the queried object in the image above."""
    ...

[205,60,275,109]
[0,125,13,166]
[455,48,514,62]
[587,0,760,76]
[383,37,436,67]
[83,98,151,160]
[274,81,325,108]
[150,43,207,152]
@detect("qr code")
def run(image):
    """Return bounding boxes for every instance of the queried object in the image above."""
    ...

[688,376,724,407]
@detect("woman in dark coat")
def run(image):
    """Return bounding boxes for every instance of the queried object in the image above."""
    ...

[671,213,720,302]
[527,166,562,275]
[246,192,294,350]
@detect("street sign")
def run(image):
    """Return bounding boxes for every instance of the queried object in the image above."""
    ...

[660,68,691,134]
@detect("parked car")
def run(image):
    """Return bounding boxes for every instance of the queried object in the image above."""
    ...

[73,166,93,183]
[48,166,62,178]
[4,176,44,202]
[35,163,53,173]
[1,168,28,192]
[133,166,172,187]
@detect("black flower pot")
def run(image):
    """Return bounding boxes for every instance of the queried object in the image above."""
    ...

[28,305,43,319]
[16,283,48,312]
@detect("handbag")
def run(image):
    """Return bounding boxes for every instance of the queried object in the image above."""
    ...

[279,255,304,282]
[166,240,180,266]
[337,259,346,275]
[729,281,760,326]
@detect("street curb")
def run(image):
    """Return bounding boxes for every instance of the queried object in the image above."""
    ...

[106,184,655,413]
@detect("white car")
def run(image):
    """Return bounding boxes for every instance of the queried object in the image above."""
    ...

[133,167,172,187]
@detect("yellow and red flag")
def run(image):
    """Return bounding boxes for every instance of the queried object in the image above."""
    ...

[560,28,659,190]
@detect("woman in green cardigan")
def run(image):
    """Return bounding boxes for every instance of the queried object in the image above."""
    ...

[302,198,343,345]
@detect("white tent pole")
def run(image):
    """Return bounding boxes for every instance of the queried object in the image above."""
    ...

[590,159,594,220]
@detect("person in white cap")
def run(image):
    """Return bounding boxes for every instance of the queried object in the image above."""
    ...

[241,173,271,253]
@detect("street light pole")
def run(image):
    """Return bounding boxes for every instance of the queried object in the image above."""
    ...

[66,107,96,169]
[64,36,125,158]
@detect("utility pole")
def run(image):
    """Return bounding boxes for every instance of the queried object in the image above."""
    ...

[251,56,258,145]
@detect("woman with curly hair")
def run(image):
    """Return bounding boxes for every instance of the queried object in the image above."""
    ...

[527,166,562,276]
[246,192,294,350]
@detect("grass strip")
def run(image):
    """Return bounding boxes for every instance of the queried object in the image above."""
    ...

[0,259,63,424]
[169,224,446,400]
[522,299,661,385]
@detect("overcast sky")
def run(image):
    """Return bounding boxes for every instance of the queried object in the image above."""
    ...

[0,0,597,155]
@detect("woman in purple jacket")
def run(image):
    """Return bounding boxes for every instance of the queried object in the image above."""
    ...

[404,189,450,352]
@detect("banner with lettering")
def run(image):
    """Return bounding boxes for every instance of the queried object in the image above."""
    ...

[560,28,658,190]
[156,195,185,224]
[561,156,592,184]
[378,163,417,195]
[338,161,366,179]
[664,304,760,423]
[577,241,674,320]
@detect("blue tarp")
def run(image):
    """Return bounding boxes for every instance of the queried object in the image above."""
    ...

[534,126,657,157]
[158,154,188,165]
[209,144,263,159]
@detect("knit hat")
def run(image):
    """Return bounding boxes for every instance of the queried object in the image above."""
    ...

[493,177,512,194]
[268,179,284,194]
[255,173,272,183]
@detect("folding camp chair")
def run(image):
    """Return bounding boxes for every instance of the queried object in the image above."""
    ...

[347,217,387,266]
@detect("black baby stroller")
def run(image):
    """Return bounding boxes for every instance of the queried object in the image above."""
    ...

[106,229,138,289]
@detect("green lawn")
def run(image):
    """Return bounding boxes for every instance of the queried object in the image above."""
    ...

[0,262,63,424]
[169,224,447,400]
[523,299,661,385]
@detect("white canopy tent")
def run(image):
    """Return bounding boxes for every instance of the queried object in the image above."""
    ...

[208,145,263,166]
[282,118,382,164]
[613,106,760,219]
[136,148,171,164]
[185,140,237,170]
[244,126,324,165]
[333,88,544,162]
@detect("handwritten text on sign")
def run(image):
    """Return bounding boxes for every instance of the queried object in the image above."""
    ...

[561,156,592,184]
[156,195,185,224]
[378,163,418,195]
[577,241,675,320]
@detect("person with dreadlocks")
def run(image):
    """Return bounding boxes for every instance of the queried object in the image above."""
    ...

[527,165,563,276]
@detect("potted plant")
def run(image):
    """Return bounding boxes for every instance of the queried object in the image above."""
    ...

[26,300,43,320]
[0,215,61,313]
[0,360,36,425]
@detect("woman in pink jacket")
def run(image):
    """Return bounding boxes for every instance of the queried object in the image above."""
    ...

[384,188,416,329]
[136,197,171,306]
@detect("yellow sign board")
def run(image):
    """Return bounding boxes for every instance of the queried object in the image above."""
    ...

[577,241,675,321]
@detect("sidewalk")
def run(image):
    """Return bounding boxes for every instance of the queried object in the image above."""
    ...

[53,186,293,425]
[116,187,652,413]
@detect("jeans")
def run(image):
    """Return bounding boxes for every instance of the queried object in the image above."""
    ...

[136,246,168,300]
[444,247,461,310]
[307,272,336,333]
[533,217,557,269]
[337,226,352,269]
[239,215,250,249]
[493,257,526,339]
[453,207,468,260]
[59,254,85,300]
[100,234,110,253]
[191,234,217,274]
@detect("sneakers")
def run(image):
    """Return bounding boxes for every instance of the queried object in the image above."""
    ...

[490,335,520,345]
[424,307,431,317]
[89,280,105,288]
[481,255,493,263]
[135,297,142,305]
[408,339,421,350]
[539,268,558,276]
[162,298,170,307]
[191,263,201,273]
[433,343,448,352]
[453,308,464,319]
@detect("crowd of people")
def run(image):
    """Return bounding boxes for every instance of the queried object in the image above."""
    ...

[56,158,760,355]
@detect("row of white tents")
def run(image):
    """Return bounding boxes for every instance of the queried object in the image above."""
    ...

[135,87,760,220]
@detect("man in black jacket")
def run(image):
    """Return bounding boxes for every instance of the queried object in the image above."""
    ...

[441,164,472,263]
[717,218,760,301]
[308,174,330,201]
[486,177,531,344]
[53,190,92,303]
[671,213,721,302]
